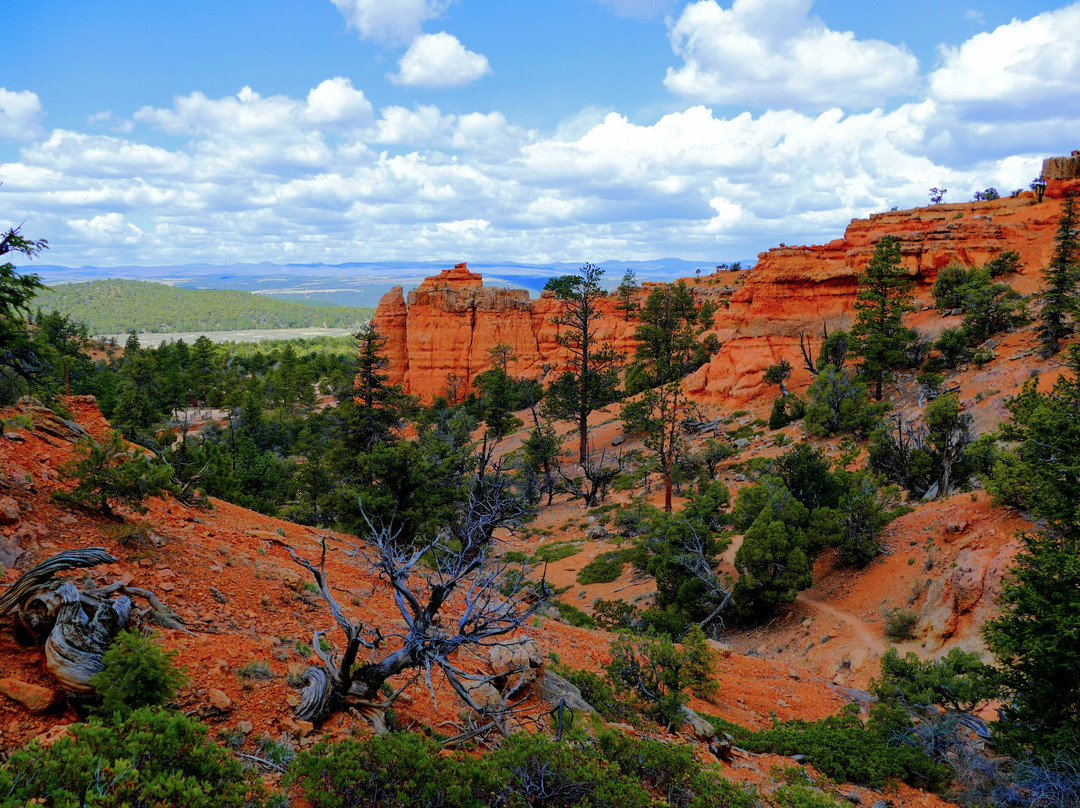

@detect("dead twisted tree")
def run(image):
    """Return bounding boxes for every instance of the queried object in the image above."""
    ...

[284,465,546,735]
[0,547,186,693]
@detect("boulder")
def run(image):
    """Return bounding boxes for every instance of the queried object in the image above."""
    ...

[465,682,506,713]
[208,688,233,711]
[537,670,595,714]
[489,639,543,694]
[680,705,715,740]
[0,497,19,525]
[0,678,57,713]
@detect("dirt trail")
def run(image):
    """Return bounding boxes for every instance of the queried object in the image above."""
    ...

[796,594,889,658]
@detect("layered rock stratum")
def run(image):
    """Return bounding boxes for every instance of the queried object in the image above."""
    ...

[374,162,1080,407]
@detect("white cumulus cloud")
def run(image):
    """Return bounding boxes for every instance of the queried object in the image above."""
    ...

[330,0,451,45]
[664,0,919,111]
[929,2,1080,118]
[67,212,144,244]
[391,32,491,88]
[305,77,375,127]
[0,88,45,141]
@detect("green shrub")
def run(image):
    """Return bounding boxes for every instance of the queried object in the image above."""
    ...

[0,708,266,808]
[742,705,948,790]
[554,665,637,723]
[884,608,919,641]
[553,600,597,629]
[682,623,719,701]
[769,396,792,430]
[237,660,275,681]
[91,629,187,719]
[597,731,755,808]
[54,430,176,518]
[592,598,641,631]
[932,261,972,310]
[804,365,884,438]
[773,784,846,808]
[871,647,998,713]
[606,631,688,731]
[532,541,582,563]
[487,732,653,808]
[576,552,626,585]
[288,732,488,808]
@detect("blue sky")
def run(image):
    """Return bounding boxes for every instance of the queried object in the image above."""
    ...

[2,0,1077,267]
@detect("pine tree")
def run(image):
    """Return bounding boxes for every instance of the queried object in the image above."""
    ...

[1037,194,1079,355]
[851,235,915,400]
[983,345,1080,758]
[543,264,623,464]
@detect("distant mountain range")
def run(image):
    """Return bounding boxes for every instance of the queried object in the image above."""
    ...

[29,258,752,309]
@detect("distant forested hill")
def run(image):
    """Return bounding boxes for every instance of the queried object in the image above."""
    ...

[34,279,373,334]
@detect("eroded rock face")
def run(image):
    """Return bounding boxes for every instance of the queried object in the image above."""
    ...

[372,262,639,402]
[372,173,1079,407]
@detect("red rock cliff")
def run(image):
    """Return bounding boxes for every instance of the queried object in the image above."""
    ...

[372,262,640,402]
[374,166,1080,407]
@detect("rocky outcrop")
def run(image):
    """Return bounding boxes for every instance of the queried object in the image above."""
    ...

[372,262,639,402]
[373,164,1079,408]
[683,175,1077,405]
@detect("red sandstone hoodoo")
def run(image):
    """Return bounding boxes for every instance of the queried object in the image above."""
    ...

[374,153,1080,407]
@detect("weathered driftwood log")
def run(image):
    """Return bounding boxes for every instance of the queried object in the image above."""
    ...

[0,547,117,617]
[1,547,185,694]
[45,581,132,693]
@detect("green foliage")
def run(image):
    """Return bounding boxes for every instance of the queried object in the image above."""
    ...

[932,261,973,310]
[682,623,719,701]
[833,471,898,566]
[733,504,812,622]
[237,660,275,681]
[1037,195,1080,355]
[592,598,641,632]
[54,430,176,517]
[34,278,371,334]
[739,705,948,790]
[986,250,1022,278]
[0,226,48,403]
[931,327,969,371]
[288,732,488,808]
[981,343,1080,755]
[851,235,916,400]
[532,541,583,563]
[770,395,792,429]
[763,360,792,394]
[871,647,998,713]
[772,784,846,808]
[0,708,266,808]
[543,263,623,464]
[816,329,851,372]
[596,732,755,808]
[606,631,689,731]
[883,608,919,641]
[636,481,732,630]
[473,367,541,440]
[554,665,638,723]
[804,364,884,438]
[487,732,653,808]
[553,600,597,629]
[576,550,628,585]
[91,629,188,719]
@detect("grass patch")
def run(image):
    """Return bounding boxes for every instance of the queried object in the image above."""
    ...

[531,541,582,563]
